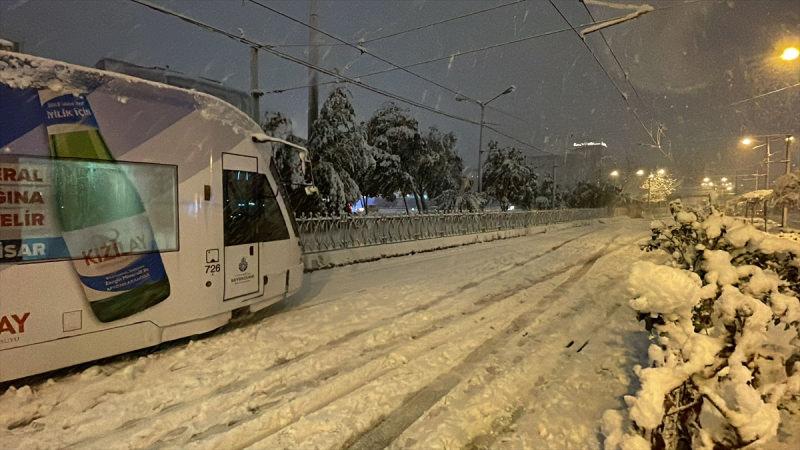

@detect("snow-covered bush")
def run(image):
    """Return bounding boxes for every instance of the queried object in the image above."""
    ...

[604,202,800,449]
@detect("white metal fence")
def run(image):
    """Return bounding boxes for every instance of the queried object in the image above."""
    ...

[296,208,610,253]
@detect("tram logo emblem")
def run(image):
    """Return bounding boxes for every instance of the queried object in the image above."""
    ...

[238,257,248,272]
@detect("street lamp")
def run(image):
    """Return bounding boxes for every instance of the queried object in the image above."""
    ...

[741,137,753,146]
[609,170,619,178]
[703,177,711,183]
[635,169,645,176]
[781,46,799,61]
[456,85,516,193]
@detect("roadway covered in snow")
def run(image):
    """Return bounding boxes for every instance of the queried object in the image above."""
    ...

[2,217,795,449]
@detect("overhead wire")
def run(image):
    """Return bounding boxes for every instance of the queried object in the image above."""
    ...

[127,0,555,156]
[546,0,665,158]
[269,0,528,48]
[245,0,482,103]
[245,0,531,125]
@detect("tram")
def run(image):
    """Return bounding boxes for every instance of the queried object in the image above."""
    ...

[0,51,305,382]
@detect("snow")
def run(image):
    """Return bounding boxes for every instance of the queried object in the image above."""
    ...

[740,189,774,201]
[2,217,797,449]
[0,50,259,137]
[0,219,645,448]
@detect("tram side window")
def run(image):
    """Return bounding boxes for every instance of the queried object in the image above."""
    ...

[223,170,290,246]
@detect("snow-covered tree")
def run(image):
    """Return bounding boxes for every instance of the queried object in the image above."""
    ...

[481,141,537,211]
[414,126,463,203]
[771,171,800,208]
[261,111,320,214]
[564,181,620,209]
[641,172,678,203]
[308,87,374,213]
[366,102,423,210]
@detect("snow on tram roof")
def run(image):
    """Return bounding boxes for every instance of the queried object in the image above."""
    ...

[0,50,259,136]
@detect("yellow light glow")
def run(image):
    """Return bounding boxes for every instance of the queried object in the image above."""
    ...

[635,169,645,176]
[781,47,799,61]
[721,177,728,183]
[609,170,619,177]
[656,168,665,176]
[703,177,710,183]
[741,137,753,146]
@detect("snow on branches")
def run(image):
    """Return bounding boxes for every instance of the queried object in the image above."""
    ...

[640,173,678,203]
[604,201,800,449]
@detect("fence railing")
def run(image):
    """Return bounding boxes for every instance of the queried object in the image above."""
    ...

[295,208,610,253]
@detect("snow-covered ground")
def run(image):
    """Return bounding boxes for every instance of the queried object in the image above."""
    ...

[0,218,796,449]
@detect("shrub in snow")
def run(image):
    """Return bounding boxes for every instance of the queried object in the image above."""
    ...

[604,201,800,449]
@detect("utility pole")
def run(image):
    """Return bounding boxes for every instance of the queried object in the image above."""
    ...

[249,47,263,123]
[307,0,320,139]
[782,135,793,227]
[551,164,558,209]
[477,103,485,193]
[765,138,771,189]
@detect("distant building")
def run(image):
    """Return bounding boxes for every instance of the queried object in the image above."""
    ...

[561,141,609,184]
[95,58,255,118]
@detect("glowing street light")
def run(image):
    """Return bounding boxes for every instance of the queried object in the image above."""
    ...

[741,137,753,146]
[609,170,619,177]
[635,169,645,176]
[720,177,728,183]
[781,46,799,61]
[702,177,711,183]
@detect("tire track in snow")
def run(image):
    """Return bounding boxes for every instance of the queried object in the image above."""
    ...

[349,238,636,449]
[389,238,641,449]
[315,242,621,450]
[59,230,613,450]
[181,234,627,449]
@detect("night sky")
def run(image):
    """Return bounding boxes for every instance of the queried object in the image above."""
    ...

[2,0,798,184]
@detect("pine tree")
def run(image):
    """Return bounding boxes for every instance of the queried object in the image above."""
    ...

[308,87,374,213]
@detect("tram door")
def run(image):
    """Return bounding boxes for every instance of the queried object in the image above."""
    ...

[222,153,262,301]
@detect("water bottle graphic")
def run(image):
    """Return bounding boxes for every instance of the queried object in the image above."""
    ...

[38,90,170,322]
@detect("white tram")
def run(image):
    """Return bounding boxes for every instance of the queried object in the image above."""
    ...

[0,51,305,382]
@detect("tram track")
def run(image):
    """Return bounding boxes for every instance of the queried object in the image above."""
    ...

[1,223,644,450]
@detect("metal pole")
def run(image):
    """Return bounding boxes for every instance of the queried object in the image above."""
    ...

[765,138,771,189]
[782,135,792,227]
[307,0,320,138]
[477,103,485,193]
[249,46,262,123]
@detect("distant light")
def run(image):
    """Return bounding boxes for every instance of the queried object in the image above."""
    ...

[701,182,708,187]
[720,177,728,183]
[781,46,799,61]
[741,137,753,146]
[656,168,665,176]
[635,169,645,176]
[508,205,515,210]
[609,170,619,177]
[702,177,711,183]
[788,135,795,142]
[708,182,714,187]
[726,186,733,191]
[573,141,608,148]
